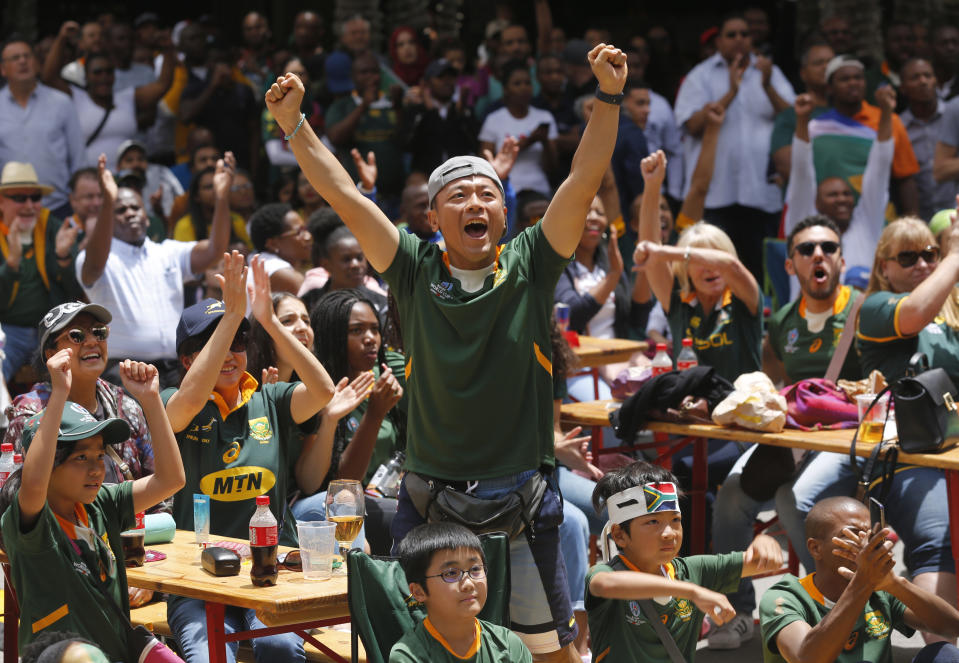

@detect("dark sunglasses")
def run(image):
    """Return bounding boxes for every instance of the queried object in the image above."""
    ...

[181,328,248,356]
[59,325,110,344]
[889,246,939,268]
[230,329,249,353]
[6,192,42,203]
[277,549,302,572]
[793,241,840,257]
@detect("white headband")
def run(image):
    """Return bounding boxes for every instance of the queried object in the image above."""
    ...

[599,482,681,562]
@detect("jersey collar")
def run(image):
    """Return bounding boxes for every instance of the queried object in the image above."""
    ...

[798,284,851,319]
[616,553,676,580]
[441,245,503,277]
[798,572,835,608]
[54,502,90,541]
[681,287,733,310]
[423,616,482,659]
[208,371,258,420]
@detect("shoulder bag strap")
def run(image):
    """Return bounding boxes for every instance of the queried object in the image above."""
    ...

[85,103,114,147]
[96,383,135,481]
[825,292,866,383]
[848,385,892,501]
[639,599,687,663]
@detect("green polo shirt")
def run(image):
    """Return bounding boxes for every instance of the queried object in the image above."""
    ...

[380,224,568,481]
[760,573,914,663]
[768,285,863,382]
[856,291,959,384]
[667,283,762,381]
[389,618,532,662]
[163,376,316,546]
[585,552,744,663]
[1,482,135,661]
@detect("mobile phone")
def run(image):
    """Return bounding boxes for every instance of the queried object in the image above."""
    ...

[536,121,550,133]
[869,497,886,530]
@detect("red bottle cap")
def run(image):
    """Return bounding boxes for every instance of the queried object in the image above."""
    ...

[656,343,667,352]
[682,338,693,347]
[256,495,270,506]
[1,443,12,453]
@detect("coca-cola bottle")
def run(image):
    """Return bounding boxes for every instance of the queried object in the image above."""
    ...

[249,495,278,586]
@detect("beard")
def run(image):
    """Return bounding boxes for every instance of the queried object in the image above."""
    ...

[799,265,842,300]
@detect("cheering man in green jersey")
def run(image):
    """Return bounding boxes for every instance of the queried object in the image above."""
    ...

[266,43,627,662]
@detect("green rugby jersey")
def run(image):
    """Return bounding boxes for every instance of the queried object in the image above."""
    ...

[389,618,532,662]
[380,224,567,481]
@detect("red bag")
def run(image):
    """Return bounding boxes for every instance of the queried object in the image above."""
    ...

[780,378,859,430]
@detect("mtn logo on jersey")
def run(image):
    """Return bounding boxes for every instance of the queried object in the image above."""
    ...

[248,417,273,442]
[199,466,277,501]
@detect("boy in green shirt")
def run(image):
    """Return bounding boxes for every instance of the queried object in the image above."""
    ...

[759,497,959,663]
[390,523,532,663]
[585,461,783,662]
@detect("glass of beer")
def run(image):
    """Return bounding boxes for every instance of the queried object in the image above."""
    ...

[325,479,365,575]
[856,393,889,443]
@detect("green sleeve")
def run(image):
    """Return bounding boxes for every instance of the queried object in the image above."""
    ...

[514,223,571,294]
[325,97,354,129]
[759,580,810,659]
[858,291,908,341]
[1,493,56,553]
[509,630,534,662]
[769,108,797,156]
[95,481,136,533]
[387,643,418,662]
[380,229,429,299]
[679,552,744,594]
[584,563,615,611]
[887,593,917,638]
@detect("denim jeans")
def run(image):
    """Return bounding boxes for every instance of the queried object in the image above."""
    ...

[166,596,304,663]
[559,497,589,611]
[1,324,38,381]
[557,466,605,535]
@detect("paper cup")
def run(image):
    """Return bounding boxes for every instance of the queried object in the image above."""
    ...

[297,521,336,581]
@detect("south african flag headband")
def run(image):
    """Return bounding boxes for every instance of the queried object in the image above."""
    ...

[607,482,680,525]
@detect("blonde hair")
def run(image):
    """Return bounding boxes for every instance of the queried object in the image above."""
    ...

[674,222,737,296]
[864,217,935,296]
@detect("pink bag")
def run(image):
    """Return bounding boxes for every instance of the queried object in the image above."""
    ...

[780,378,859,430]
[610,365,653,400]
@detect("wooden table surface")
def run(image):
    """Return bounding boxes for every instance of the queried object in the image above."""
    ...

[560,399,959,471]
[127,530,349,626]
[571,336,648,369]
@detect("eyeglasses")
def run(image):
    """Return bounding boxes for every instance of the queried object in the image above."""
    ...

[5,192,42,203]
[59,325,110,344]
[230,182,253,192]
[277,550,302,572]
[279,226,311,239]
[793,241,840,257]
[424,564,487,583]
[182,328,248,356]
[888,246,939,268]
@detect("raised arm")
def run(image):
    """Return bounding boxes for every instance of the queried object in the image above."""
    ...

[784,94,818,237]
[679,102,724,224]
[80,155,117,287]
[41,21,76,95]
[541,43,627,257]
[119,361,185,513]
[248,255,335,423]
[266,74,399,272]
[134,46,176,113]
[533,0,555,56]
[635,151,674,308]
[189,152,235,275]
[336,367,402,481]
[896,218,959,336]
[589,568,736,625]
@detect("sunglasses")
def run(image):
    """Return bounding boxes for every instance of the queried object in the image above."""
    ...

[6,192,42,203]
[424,564,487,583]
[59,325,110,344]
[277,550,302,572]
[793,241,840,257]
[181,328,248,356]
[889,246,939,268]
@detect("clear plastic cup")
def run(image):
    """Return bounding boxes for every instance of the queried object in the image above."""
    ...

[856,393,889,443]
[296,521,336,581]
[193,494,210,547]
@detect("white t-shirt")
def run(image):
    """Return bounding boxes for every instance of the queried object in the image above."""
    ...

[478,106,557,196]
[73,86,138,170]
[572,261,615,338]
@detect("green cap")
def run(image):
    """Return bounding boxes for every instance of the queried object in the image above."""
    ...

[929,209,954,237]
[21,402,131,454]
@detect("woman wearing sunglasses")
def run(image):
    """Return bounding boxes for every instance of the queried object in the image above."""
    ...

[787,216,959,641]
[3,301,163,609]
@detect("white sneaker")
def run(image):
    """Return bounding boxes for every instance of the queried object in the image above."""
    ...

[706,613,755,650]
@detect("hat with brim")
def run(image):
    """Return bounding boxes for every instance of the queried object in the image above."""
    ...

[21,402,131,454]
[38,302,113,353]
[176,297,250,354]
[825,55,864,83]
[427,156,505,207]
[116,139,148,166]
[0,162,54,196]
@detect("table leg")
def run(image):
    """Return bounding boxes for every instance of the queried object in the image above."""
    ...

[691,437,708,554]
[205,602,228,663]
[3,563,18,656]
[947,470,959,600]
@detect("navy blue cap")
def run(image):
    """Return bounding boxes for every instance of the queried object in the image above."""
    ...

[325,52,354,95]
[175,298,249,354]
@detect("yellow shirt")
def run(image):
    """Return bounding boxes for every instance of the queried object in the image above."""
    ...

[173,212,252,249]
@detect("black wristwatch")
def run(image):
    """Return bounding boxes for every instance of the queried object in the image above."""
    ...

[595,86,625,105]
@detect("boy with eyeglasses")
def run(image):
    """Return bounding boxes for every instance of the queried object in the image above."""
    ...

[391,522,532,663]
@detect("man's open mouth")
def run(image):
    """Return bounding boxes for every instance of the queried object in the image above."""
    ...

[465,221,487,238]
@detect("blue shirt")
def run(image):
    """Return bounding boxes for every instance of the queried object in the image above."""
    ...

[0,83,84,210]
[613,114,650,215]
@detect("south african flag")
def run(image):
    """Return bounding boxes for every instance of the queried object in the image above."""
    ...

[644,482,679,513]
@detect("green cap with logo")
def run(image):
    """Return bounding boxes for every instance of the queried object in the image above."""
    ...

[21,402,131,454]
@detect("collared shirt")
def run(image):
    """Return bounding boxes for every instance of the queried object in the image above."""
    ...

[0,83,84,210]
[75,238,196,360]
[900,100,954,220]
[644,90,685,200]
[674,52,796,212]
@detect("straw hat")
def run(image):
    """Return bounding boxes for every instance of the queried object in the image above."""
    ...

[0,162,54,195]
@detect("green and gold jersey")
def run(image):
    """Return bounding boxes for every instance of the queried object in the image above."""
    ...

[585,552,744,663]
[389,618,532,662]
[163,375,316,546]
[380,224,568,481]
[857,291,959,384]
[667,284,762,382]
[768,285,863,382]
[759,573,914,663]
[1,482,135,661]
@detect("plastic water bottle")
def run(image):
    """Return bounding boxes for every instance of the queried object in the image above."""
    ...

[249,496,278,586]
[0,444,15,488]
[651,343,673,376]
[12,453,22,470]
[677,338,699,371]
[366,451,406,498]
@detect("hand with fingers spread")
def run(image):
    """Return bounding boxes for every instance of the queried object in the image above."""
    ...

[483,135,520,181]
[215,250,248,318]
[607,224,623,277]
[838,526,896,592]
[323,373,376,421]
[554,426,602,480]
[265,73,307,136]
[98,153,118,201]
[350,149,378,191]
[246,253,275,326]
[588,43,628,95]
[54,217,80,260]
[261,366,280,386]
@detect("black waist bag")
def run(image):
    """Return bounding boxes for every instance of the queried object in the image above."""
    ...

[892,353,959,454]
[404,472,547,540]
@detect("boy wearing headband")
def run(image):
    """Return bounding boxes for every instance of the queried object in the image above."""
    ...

[585,461,782,662]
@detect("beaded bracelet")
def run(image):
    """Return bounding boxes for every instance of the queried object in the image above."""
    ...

[284,113,306,141]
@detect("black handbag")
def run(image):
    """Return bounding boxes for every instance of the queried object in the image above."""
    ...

[891,353,959,454]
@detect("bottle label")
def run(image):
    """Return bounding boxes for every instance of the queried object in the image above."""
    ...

[677,360,698,371]
[135,512,145,529]
[0,470,9,484]
[250,525,278,546]
[652,366,671,376]
[367,464,388,490]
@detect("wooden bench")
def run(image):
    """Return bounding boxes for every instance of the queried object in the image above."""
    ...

[130,603,366,663]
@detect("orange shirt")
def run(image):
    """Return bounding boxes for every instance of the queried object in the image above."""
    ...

[853,101,920,179]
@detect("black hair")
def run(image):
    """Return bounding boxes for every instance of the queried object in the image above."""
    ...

[397,522,485,588]
[249,202,293,251]
[623,79,650,94]
[187,166,216,240]
[0,34,32,56]
[898,56,932,77]
[21,630,96,663]
[310,288,382,383]
[718,12,748,35]
[786,214,843,254]
[83,51,113,75]
[549,318,578,382]
[307,207,355,266]
[382,290,404,353]
[500,58,532,90]
[536,52,561,67]
[799,38,831,67]
[246,292,304,383]
[592,461,680,534]
[271,167,299,204]
[68,167,99,193]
